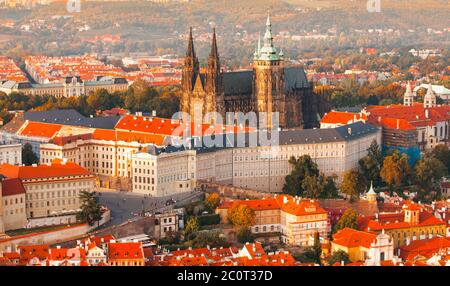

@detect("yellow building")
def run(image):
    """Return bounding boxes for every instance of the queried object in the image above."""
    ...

[359,202,447,248]
[216,195,330,245]
[331,227,395,265]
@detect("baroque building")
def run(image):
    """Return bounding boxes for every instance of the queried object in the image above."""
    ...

[180,14,329,128]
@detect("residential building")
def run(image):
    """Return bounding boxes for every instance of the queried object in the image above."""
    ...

[0,235,145,266]
[131,147,196,197]
[149,242,298,266]
[331,227,395,265]
[154,210,183,239]
[0,76,129,97]
[0,143,21,165]
[358,201,447,248]
[108,241,145,266]
[216,195,330,246]
[0,159,96,230]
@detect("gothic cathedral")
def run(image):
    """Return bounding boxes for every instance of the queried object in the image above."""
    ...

[180,14,329,129]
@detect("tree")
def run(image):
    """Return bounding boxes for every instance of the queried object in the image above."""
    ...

[380,151,411,187]
[334,208,358,233]
[319,175,339,199]
[184,231,228,249]
[236,227,254,244]
[327,250,350,266]
[302,175,322,199]
[431,145,450,173]
[283,155,319,196]
[77,191,102,226]
[22,143,39,166]
[414,156,447,188]
[359,140,383,186]
[184,216,200,238]
[205,193,220,211]
[312,231,322,265]
[340,169,366,202]
[227,204,255,228]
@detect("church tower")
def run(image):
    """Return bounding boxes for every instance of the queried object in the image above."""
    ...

[424,83,436,108]
[205,28,224,120]
[181,27,200,119]
[403,82,414,106]
[253,13,285,128]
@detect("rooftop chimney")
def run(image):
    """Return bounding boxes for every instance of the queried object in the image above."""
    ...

[347,127,352,135]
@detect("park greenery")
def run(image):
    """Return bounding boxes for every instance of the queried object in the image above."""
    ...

[283,141,450,204]
[0,81,180,125]
[283,155,339,199]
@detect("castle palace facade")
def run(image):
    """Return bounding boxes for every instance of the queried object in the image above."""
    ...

[180,15,329,129]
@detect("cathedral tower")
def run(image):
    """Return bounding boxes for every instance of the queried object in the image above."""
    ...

[181,27,200,119]
[253,13,285,128]
[205,28,224,119]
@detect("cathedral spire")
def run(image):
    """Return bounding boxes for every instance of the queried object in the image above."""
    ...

[210,28,218,59]
[254,11,280,61]
[187,27,195,58]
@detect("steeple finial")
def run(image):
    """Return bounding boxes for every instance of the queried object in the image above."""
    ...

[266,11,271,26]
[210,27,218,58]
[187,27,195,57]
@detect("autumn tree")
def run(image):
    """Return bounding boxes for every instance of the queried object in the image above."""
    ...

[184,216,200,238]
[340,169,366,202]
[380,151,411,187]
[205,193,221,211]
[227,205,255,228]
[333,208,359,233]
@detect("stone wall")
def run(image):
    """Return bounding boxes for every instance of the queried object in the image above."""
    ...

[199,181,273,199]
[0,210,110,252]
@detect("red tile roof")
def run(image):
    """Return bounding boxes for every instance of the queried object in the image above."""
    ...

[92,129,166,145]
[108,242,144,261]
[320,111,367,125]
[1,178,25,196]
[400,237,450,260]
[281,198,328,217]
[332,228,377,248]
[115,115,253,137]
[359,209,445,231]
[0,160,91,180]
[19,121,62,138]
[365,103,450,131]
